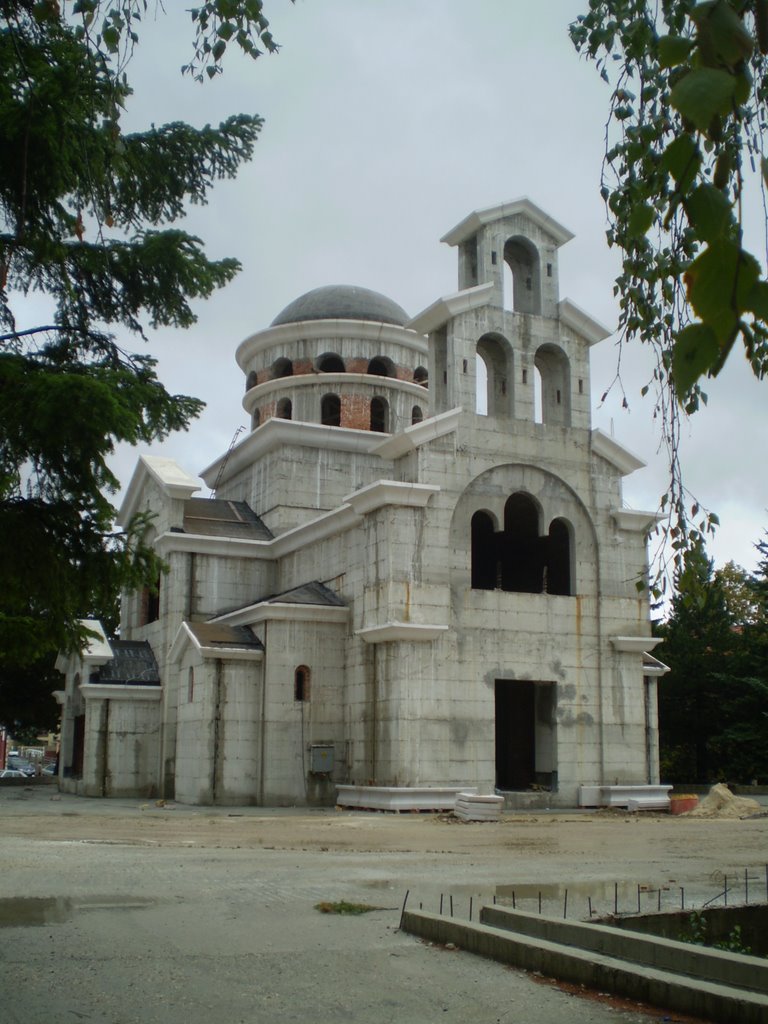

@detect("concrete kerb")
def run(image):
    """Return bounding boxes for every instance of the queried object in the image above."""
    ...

[400,908,768,1024]
[480,905,768,994]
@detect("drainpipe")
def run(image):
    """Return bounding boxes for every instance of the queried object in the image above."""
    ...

[259,622,267,805]
[212,659,223,803]
[101,700,110,797]
[371,644,378,783]
[187,552,197,620]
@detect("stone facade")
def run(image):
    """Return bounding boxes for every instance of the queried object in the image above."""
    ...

[55,199,665,807]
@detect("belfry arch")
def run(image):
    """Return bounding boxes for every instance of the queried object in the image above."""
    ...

[534,343,570,427]
[503,235,541,315]
[476,332,513,418]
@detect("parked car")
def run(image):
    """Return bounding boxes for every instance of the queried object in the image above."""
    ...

[6,758,35,777]
[0,769,29,779]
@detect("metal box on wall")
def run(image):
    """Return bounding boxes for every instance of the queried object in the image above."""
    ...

[309,744,334,774]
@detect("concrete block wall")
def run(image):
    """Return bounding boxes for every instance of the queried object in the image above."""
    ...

[259,618,348,804]
[80,695,161,799]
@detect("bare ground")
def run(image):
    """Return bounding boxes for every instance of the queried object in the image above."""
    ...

[1,784,765,1024]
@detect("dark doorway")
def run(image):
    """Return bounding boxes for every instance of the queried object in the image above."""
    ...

[495,680,536,790]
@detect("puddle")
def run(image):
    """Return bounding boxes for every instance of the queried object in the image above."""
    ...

[0,896,154,927]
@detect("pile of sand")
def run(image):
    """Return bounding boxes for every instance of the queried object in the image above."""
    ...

[686,783,764,818]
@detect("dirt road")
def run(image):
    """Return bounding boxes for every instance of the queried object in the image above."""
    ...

[1,784,765,1024]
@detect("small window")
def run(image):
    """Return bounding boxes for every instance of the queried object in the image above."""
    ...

[271,357,293,379]
[370,396,389,432]
[246,371,258,392]
[252,408,261,429]
[277,397,292,420]
[368,356,396,377]
[414,366,428,387]
[411,405,423,425]
[317,352,345,373]
[294,665,310,702]
[321,393,341,426]
[142,575,160,624]
[187,667,194,703]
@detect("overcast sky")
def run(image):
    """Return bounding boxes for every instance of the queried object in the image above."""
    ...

[82,1,766,574]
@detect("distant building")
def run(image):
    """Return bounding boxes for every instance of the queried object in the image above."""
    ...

[54,199,664,807]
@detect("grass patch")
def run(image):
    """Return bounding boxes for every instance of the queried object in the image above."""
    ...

[314,900,383,915]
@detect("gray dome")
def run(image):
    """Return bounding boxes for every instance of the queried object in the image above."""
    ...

[271,285,409,327]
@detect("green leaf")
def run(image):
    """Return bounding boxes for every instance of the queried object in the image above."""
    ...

[670,68,736,131]
[661,135,701,189]
[628,202,654,238]
[684,183,733,243]
[686,240,760,341]
[672,323,721,393]
[692,0,754,65]
[658,34,694,68]
[744,281,768,320]
[102,25,120,53]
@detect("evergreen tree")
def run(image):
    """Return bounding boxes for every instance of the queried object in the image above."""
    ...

[658,537,768,783]
[0,2,279,731]
[658,546,735,781]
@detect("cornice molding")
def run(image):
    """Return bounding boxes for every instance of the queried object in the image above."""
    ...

[407,283,495,335]
[235,318,427,369]
[356,622,449,643]
[591,429,646,476]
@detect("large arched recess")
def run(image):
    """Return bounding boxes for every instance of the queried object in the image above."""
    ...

[476,332,513,418]
[535,343,571,427]
[448,463,598,602]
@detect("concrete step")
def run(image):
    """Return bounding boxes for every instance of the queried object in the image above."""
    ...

[481,905,768,995]
[400,908,768,1024]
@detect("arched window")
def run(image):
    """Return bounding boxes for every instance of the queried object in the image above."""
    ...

[534,344,570,427]
[187,667,195,703]
[271,357,293,379]
[546,518,572,596]
[252,408,261,430]
[414,366,428,386]
[245,370,258,392]
[504,236,541,315]
[370,396,389,432]
[321,393,341,426]
[368,356,396,377]
[276,397,292,420]
[476,333,513,418]
[471,511,498,590]
[502,493,543,593]
[411,405,424,425]
[294,665,310,702]
[317,352,345,373]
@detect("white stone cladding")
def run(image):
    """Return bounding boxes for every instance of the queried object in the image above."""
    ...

[55,198,664,807]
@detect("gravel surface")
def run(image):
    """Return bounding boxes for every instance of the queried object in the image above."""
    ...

[2,784,765,1024]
